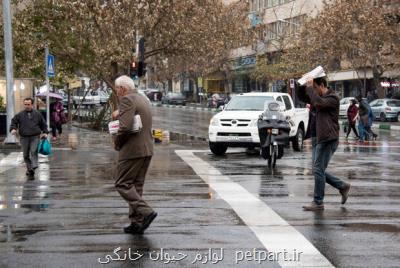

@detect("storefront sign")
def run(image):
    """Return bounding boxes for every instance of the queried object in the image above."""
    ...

[234,56,256,68]
[381,81,400,88]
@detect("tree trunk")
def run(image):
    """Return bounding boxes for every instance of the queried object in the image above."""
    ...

[372,67,384,98]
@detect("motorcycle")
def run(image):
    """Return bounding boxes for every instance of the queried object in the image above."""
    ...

[257,101,291,168]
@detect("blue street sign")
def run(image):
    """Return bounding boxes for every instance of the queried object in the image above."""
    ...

[47,54,55,77]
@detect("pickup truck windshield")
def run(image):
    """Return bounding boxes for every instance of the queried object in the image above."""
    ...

[225,96,274,111]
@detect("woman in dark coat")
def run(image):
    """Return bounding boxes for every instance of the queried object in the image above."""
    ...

[346,99,359,139]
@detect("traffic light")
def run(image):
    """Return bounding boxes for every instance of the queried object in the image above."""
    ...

[130,61,138,79]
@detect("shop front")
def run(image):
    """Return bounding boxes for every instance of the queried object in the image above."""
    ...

[229,55,267,93]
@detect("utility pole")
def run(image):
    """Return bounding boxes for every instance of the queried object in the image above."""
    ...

[3,0,16,144]
[45,45,50,129]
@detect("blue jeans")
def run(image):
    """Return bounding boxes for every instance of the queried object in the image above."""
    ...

[313,139,346,205]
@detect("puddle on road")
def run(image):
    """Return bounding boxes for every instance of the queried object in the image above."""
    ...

[0,224,46,243]
[339,223,400,233]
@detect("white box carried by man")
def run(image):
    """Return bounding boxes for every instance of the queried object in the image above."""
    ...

[108,114,142,135]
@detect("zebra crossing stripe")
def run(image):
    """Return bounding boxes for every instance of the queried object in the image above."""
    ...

[176,150,334,268]
[0,152,24,174]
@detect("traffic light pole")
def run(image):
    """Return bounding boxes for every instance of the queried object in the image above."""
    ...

[3,0,16,144]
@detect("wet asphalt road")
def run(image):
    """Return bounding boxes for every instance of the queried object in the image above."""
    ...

[0,105,399,267]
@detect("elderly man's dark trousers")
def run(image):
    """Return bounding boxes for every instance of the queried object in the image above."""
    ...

[20,136,40,172]
[115,156,154,224]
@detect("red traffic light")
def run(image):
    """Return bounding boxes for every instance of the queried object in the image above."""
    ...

[131,61,137,68]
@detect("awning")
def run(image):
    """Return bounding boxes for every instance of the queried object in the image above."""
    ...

[327,70,373,82]
[382,69,400,78]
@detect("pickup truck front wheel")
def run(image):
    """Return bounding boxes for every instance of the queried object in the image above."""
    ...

[292,128,304,152]
[209,142,228,156]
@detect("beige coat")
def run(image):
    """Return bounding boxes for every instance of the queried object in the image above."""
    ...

[114,92,154,160]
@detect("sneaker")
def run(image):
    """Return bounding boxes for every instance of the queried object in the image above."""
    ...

[340,183,351,205]
[124,223,144,235]
[302,202,324,211]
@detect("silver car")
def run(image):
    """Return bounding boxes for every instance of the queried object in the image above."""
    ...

[370,99,400,121]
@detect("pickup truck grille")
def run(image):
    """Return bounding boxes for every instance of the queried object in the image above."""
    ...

[220,119,251,127]
[217,133,251,136]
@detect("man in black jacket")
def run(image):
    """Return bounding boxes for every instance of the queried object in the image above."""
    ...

[10,98,49,177]
[302,77,351,211]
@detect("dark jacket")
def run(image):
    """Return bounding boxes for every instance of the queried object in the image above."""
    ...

[347,104,358,122]
[114,92,154,160]
[297,86,316,139]
[10,109,49,137]
[306,87,340,144]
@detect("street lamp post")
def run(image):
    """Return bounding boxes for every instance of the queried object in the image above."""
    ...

[2,0,16,144]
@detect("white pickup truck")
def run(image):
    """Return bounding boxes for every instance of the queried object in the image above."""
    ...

[208,92,309,155]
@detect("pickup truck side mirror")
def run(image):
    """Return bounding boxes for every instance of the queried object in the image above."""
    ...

[219,105,224,111]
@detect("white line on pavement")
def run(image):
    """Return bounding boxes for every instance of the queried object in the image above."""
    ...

[0,152,24,174]
[176,150,334,268]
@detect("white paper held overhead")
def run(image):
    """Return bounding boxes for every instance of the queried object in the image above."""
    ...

[297,66,326,86]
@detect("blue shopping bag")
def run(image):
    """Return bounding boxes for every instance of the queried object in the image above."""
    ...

[38,138,52,155]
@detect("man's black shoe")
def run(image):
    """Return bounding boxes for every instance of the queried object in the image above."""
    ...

[26,169,35,176]
[124,223,144,235]
[140,212,157,233]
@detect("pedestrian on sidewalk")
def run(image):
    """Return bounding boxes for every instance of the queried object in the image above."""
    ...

[9,98,49,177]
[346,99,359,139]
[113,75,157,234]
[50,99,66,142]
[302,77,351,211]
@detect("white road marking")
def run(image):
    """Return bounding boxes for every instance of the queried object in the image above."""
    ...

[0,152,49,173]
[0,152,24,173]
[176,150,334,268]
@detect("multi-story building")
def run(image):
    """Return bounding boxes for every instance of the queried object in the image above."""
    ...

[225,0,399,99]
[220,0,324,95]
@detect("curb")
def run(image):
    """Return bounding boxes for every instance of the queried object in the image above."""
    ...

[151,102,218,113]
[339,120,400,132]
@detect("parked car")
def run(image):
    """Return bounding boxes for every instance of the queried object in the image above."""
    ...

[207,93,227,108]
[208,92,309,155]
[98,89,110,104]
[146,89,163,102]
[370,98,400,121]
[138,90,151,103]
[73,89,100,108]
[161,92,186,105]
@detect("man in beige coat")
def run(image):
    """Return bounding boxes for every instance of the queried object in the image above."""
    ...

[113,75,157,234]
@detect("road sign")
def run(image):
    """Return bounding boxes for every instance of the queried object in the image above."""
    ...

[47,54,55,77]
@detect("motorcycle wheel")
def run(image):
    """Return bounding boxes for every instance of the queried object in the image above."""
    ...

[268,145,277,169]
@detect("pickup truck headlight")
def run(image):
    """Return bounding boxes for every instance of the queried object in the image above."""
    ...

[249,119,258,127]
[210,117,219,126]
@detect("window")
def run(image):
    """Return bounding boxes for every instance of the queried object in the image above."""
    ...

[265,0,294,9]
[387,100,400,107]
[282,95,292,110]
[372,100,383,107]
[265,15,305,41]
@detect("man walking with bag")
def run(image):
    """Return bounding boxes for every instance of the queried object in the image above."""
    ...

[10,98,49,177]
[113,75,157,234]
[302,77,351,211]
